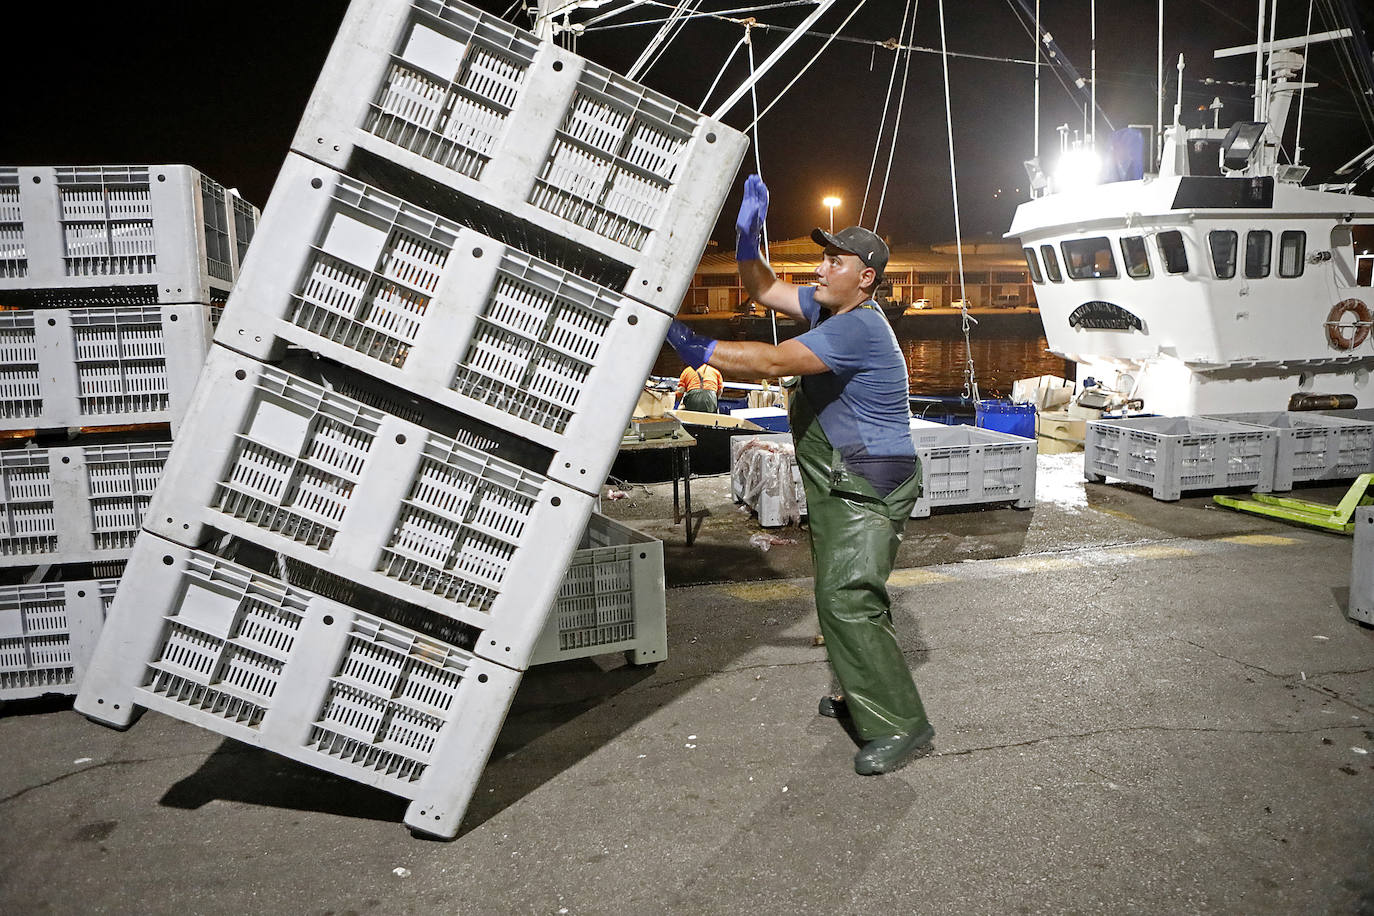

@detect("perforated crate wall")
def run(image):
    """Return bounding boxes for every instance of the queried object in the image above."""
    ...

[910,424,1038,518]
[750,425,1037,522]
[526,512,664,666]
[1085,416,1277,501]
[1202,411,1374,491]
[0,167,23,280]
[290,0,747,315]
[0,304,211,433]
[75,533,521,838]
[0,441,171,567]
[0,165,260,307]
[146,344,594,666]
[0,579,111,701]
[216,155,668,489]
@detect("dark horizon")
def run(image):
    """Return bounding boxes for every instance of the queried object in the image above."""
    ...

[5,1,1371,249]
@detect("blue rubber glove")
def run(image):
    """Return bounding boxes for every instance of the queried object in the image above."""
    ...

[735,173,769,261]
[666,320,717,367]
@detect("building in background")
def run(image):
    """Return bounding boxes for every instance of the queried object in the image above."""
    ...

[680,236,1037,315]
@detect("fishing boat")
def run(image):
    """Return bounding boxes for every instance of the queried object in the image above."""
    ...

[1008,4,1374,416]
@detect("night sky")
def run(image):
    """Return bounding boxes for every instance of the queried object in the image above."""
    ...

[5,1,1371,248]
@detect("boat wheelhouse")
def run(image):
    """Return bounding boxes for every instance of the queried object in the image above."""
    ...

[1009,21,1374,415]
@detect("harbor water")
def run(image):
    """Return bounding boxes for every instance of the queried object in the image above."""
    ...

[653,313,1071,398]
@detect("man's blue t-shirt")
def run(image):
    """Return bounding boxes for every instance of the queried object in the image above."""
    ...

[795,287,915,478]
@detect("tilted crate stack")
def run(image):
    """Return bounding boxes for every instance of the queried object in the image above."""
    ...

[0,165,259,705]
[75,0,746,838]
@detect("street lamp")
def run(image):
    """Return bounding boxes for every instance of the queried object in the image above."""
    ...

[822,196,841,233]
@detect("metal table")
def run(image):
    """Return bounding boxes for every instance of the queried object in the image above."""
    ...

[619,426,699,545]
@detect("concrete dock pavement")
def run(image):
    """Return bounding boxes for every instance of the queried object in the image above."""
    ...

[1,454,1372,914]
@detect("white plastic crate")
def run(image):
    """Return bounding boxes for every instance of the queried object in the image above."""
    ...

[1085,416,1277,501]
[0,165,259,307]
[1201,411,1374,491]
[1349,506,1374,625]
[731,425,1037,524]
[290,0,747,315]
[0,578,112,702]
[0,304,211,433]
[215,155,669,490]
[0,441,171,568]
[729,434,803,528]
[143,344,594,667]
[910,423,1038,518]
[74,533,520,838]
[526,512,664,666]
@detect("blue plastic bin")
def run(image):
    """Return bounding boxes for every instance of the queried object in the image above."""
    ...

[975,399,1036,439]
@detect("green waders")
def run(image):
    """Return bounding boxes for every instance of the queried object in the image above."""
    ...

[790,384,931,741]
[680,389,718,412]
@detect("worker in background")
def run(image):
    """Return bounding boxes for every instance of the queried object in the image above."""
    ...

[663,173,933,776]
[675,362,724,412]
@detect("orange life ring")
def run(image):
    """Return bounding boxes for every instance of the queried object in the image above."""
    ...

[1326,298,1373,350]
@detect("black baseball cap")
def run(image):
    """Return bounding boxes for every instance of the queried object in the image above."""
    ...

[811,226,889,277]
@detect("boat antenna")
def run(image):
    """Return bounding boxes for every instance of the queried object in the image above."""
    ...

[1033,0,1041,160]
[937,0,979,403]
[1090,0,1097,146]
[1294,0,1315,166]
[1253,1,1267,121]
[1156,0,1164,170]
[1006,0,1115,132]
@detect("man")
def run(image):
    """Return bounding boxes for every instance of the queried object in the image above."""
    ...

[665,173,934,775]
[676,362,724,412]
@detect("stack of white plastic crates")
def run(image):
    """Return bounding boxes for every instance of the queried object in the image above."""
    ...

[76,0,745,839]
[1084,416,1278,500]
[0,164,257,311]
[1200,411,1374,491]
[0,164,255,704]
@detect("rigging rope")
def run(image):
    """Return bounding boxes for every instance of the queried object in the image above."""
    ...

[744,0,869,133]
[872,2,920,231]
[585,0,813,30]
[744,23,779,347]
[626,0,701,80]
[699,30,749,110]
[860,0,915,226]
[937,0,979,402]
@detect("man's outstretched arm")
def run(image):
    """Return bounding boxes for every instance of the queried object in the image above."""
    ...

[735,174,803,320]
[665,322,828,378]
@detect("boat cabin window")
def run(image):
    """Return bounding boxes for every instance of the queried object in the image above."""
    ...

[1245,230,1272,278]
[1279,230,1305,278]
[1119,236,1151,278]
[1061,237,1118,279]
[1208,230,1238,279]
[1355,226,1374,286]
[1156,230,1189,274]
[1022,248,1044,284]
[1040,244,1063,282]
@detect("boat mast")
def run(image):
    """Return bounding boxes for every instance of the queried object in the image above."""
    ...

[1089,0,1096,148]
[1253,1,1267,121]
[1156,0,1163,170]
[1033,0,1040,161]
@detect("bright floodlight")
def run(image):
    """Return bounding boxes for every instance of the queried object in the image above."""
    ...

[822,196,841,232]
[1053,148,1102,192]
